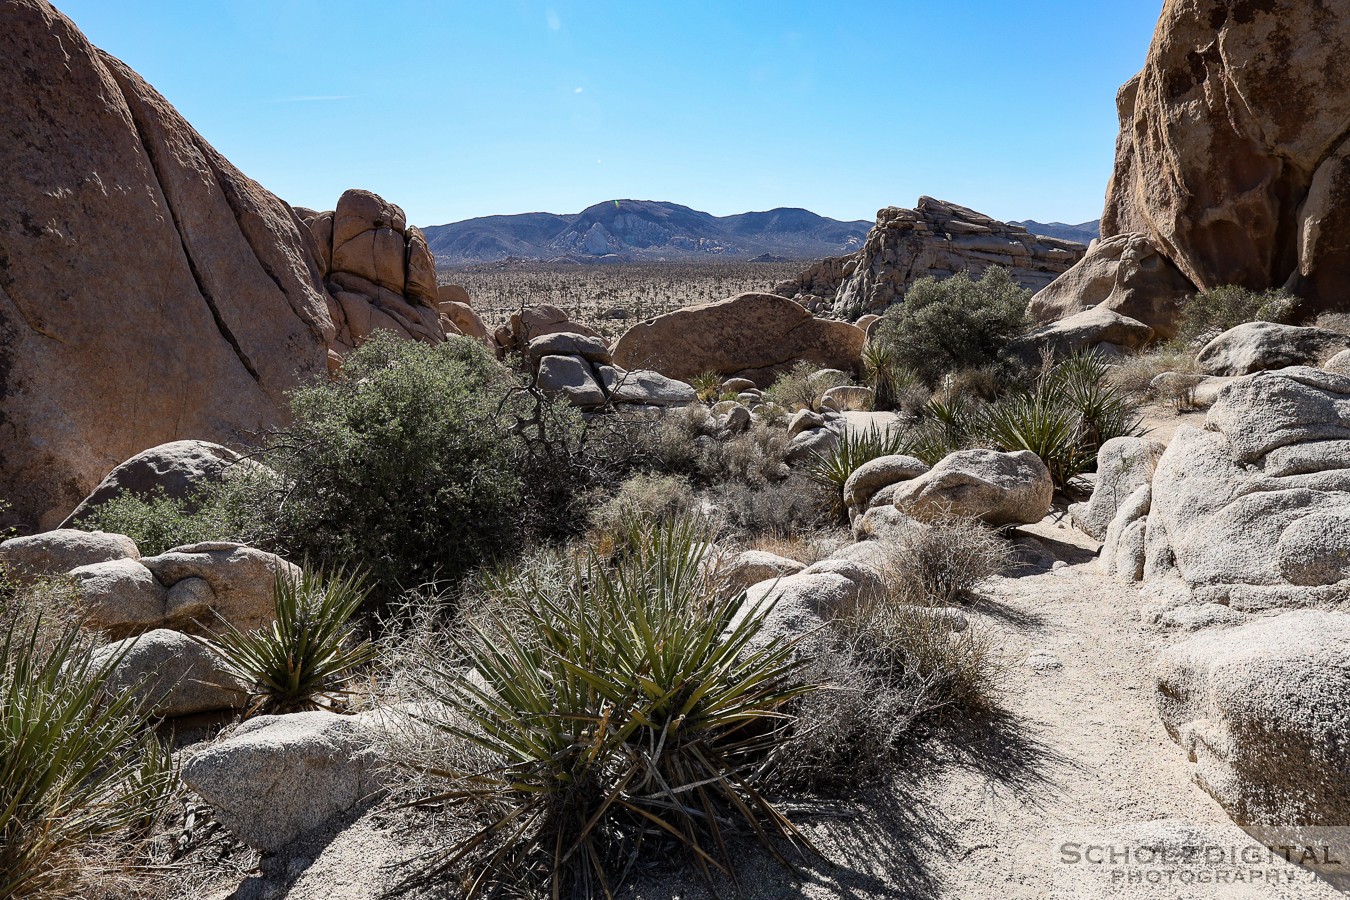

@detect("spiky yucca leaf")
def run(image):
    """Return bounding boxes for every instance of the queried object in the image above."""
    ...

[399,513,816,899]
[210,568,376,715]
[802,425,908,521]
[0,621,177,900]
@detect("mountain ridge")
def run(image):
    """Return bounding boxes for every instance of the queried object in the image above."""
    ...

[424,200,871,266]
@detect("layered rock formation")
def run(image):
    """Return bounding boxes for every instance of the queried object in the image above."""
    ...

[0,0,337,530]
[1102,0,1350,317]
[775,198,1085,318]
[611,293,865,386]
[296,192,450,355]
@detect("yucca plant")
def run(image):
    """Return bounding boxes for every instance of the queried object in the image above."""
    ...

[211,568,377,715]
[1,620,178,900]
[397,513,816,898]
[1044,350,1142,450]
[861,342,919,412]
[688,371,724,403]
[802,424,908,521]
[979,391,1087,490]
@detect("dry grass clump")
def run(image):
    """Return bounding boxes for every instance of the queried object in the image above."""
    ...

[880,517,1012,607]
[1314,311,1350,336]
[1,618,180,900]
[389,513,816,898]
[762,361,851,412]
[1106,346,1200,401]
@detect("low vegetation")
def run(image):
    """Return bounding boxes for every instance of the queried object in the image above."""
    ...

[394,514,815,897]
[211,569,377,715]
[1171,284,1296,347]
[1,618,178,900]
[871,267,1031,386]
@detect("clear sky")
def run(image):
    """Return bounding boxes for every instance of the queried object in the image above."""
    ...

[55,1,1163,228]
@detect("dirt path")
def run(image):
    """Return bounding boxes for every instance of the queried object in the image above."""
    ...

[624,514,1345,899]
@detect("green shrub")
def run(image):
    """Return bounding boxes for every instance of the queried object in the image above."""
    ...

[981,351,1142,490]
[75,482,265,557]
[762,361,850,412]
[1173,285,1296,347]
[689,371,723,402]
[211,568,376,715]
[872,267,1031,385]
[802,425,908,521]
[395,514,814,897]
[1106,346,1199,401]
[1,619,178,899]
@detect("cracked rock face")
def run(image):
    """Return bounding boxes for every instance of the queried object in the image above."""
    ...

[1102,0,1350,316]
[0,0,333,530]
[775,198,1085,318]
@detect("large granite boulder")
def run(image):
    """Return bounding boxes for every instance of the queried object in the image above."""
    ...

[843,455,930,519]
[1070,437,1166,541]
[1102,0,1350,317]
[0,0,335,531]
[1027,233,1195,340]
[183,711,386,851]
[774,198,1085,318]
[1196,322,1350,377]
[92,629,248,719]
[1011,306,1154,362]
[0,529,139,579]
[892,449,1053,528]
[1127,367,1350,610]
[493,304,602,356]
[60,440,264,528]
[612,292,864,386]
[1156,610,1350,826]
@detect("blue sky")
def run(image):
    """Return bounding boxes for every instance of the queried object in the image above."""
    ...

[56,1,1162,228]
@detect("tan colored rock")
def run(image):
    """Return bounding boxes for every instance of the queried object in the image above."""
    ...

[1027,233,1195,340]
[437,284,472,307]
[0,0,334,530]
[0,529,140,580]
[1102,0,1350,316]
[440,300,491,345]
[612,293,864,386]
[496,304,603,354]
[404,226,439,307]
[892,449,1053,527]
[776,198,1085,317]
[1013,307,1154,361]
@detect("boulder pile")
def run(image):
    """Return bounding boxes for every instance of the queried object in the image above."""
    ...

[775,198,1085,318]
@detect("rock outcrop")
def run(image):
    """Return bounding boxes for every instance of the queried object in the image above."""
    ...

[612,293,865,386]
[530,333,696,410]
[1102,0,1350,317]
[1196,322,1350,377]
[775,198,1085,318]
[1026,233,1195,340]
[0,0,336,530]
[1157,610,1350,827]
[892,449,1054,528]
[60,440,265,528]
[296,191,451,353]
[1094,367,1350,612]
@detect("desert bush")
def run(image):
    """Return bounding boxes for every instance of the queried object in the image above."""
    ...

[695,421,791,486]
[1314,311,1350,336]
[394,514,814,897]
[802,425,908,521]
[1173,284,1296,347]
[1106,346,1199,400]
[879,517,1010,607]
[713,474,834,539]
[76,481,266,557]
[981,351,1142,490]
[1,619,179,900]
[689,371,723,402]
[762,361,850,411]
[900,396,984,465]
[211,568,376,715]
[872,267,1031,385]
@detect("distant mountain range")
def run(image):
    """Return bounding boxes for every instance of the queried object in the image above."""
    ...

[424,200,871,266]
[1014,219,1101,245]
[422,200,1099,266]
